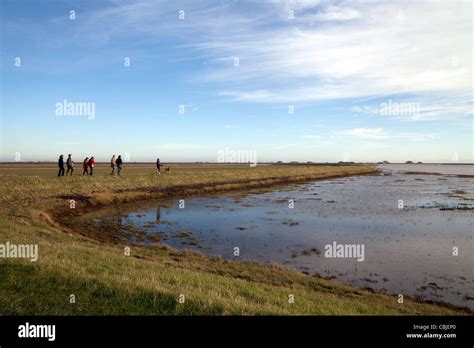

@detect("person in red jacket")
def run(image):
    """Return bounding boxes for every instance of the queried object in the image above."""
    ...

[88,156,95,176]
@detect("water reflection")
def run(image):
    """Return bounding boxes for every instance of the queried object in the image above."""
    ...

[90,165,474,309]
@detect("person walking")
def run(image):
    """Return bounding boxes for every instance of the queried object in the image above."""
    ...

[58,155,65,177]
[116,155,123,176]
[66,154,74,176]
[88,156,95,176]
[156,158,161,174]
[82,157,89,175]
[110,155,116,175]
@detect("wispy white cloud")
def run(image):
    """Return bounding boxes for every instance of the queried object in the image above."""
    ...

[187,1,471,105]
[338,128,439,141]
[270,0,321,13]
[351,94,473,121]
[31,0,470,111]
[311,5,361,22]
[275,143,299,150]
[339,128,388,140]
[218,90,275,102]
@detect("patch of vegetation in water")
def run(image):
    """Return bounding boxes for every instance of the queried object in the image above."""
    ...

[292,248,321,258]
[282,220,300,226]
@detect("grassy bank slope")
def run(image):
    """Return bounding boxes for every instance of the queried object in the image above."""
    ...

[0,163,376,203]
[0,164,466,315]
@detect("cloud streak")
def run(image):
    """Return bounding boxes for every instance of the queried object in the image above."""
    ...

[338,128,439,141]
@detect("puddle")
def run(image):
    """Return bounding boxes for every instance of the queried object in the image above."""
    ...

[78,164,474,309]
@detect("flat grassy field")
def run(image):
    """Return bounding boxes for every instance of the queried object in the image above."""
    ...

[0,163,376,203]
[0,163,467,315]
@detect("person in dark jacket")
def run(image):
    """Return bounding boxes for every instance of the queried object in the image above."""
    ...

[156,158,161,174]
[66,154,74,176]
[58,155,65,176]
[116,155,123,176]
[82,157,89,175]
[88,156,95,176]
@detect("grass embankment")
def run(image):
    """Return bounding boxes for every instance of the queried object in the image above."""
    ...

[0,163,375,204]
[0,163,466,315]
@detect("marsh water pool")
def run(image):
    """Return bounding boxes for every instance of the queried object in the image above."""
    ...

[84,164,474,309]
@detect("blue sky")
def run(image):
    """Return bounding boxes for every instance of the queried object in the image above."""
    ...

[0,0,472,162]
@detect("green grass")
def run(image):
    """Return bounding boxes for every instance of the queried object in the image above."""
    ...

[0,163,376,203]
[0,163,467,315]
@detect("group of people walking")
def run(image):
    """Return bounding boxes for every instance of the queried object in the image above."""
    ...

[58,155,98,176]
[57,154,163,176]
[57,154,75,176]
[109,155,123,175]
[82,156,96,176]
